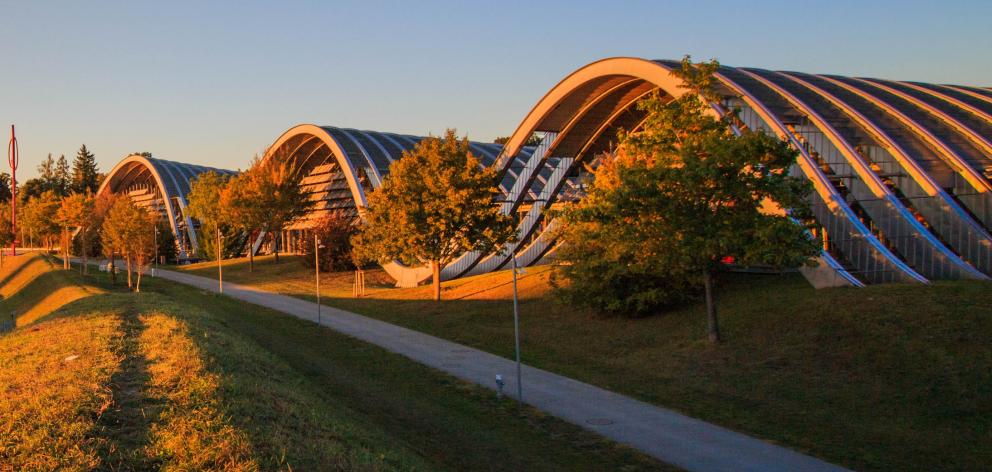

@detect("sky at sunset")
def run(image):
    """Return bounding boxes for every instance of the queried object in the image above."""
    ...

[0,0,989,179]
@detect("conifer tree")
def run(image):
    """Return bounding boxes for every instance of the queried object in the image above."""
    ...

[37,154,56,193]
[55,155,71,196]
[72,145,100,194]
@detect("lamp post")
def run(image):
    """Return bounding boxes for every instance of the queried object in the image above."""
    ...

[314,234,324,326]
[216,226,223,293]
[511,252,523,403]
[153,227,159,277]
[8,125,18,256]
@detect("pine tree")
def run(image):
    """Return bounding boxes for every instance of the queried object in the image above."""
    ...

[72,144,100,194]
[55,154,71,196]
[38,154,56,193]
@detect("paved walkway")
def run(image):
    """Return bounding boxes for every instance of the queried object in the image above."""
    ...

[143,266,847,472]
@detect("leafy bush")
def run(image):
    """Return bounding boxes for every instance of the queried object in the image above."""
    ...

[301,211,358,272]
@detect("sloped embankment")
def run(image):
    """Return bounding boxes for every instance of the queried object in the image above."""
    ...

[0,253,433,470]
[0,253,103,327]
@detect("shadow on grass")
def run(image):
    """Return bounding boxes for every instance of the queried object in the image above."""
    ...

[136,274,667,471]
[89,303,160,470]
[0,255,49,294]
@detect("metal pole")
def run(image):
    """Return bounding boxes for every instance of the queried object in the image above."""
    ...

[314,234,321,326]
[8,125,18,256]
[512,253,522,402]
[153,227,158,277]
[216,226,223,293]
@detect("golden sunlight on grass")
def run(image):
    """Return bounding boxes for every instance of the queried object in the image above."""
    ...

[3,254,656,470]
[138,313,255,469]
[0,307,121,469]
[0,253,104,327]
[178,253,992,471]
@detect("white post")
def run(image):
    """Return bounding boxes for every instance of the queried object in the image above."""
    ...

[216,226,223,293]
[512,253,522,402]
[315,234,321,326]
[153,227,158,277]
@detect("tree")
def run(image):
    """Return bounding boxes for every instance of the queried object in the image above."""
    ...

[219,170,263,271]
[55,155,71,196]
[57,193,94,271]
[301,211,358,272]
[93,192,120,282]
[494,134,543,146]
[186,171,237,261]
[0,202,12,268]
[37,154,57,193]
[0,172,11,203]
[20,191,60,252]
[554,56,819,342]
[352,129,516,301]
[72,145,100,194]
[102,198,156,291]
[19,178,45,203]
[154,222,178,264]
[235,154,307,264]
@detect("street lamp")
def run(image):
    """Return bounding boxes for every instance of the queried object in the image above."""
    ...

[314,234,325,326]
[511,252,523,403]
[216,226,223,293]
[153,227,159,277]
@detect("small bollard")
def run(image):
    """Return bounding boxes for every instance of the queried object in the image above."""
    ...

[495,374,505,399]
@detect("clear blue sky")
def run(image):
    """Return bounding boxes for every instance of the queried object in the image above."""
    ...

[0,0,989,179]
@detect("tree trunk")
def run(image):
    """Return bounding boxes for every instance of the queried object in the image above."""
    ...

[64,229,70,270]
[135,259,142,292]
[704,269,721,343]
[110,252,116,285]
[432,260,441,302]
[248,237,254,272]
[273,232,280,263]
[126,253,133,290]
[81,232,88,275]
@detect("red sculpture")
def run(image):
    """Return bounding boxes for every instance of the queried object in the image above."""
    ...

[8,125,17,256]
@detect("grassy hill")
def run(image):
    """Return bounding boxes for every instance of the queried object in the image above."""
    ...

[0,252,103,327]
[180,254,992,471]
[0,254,667,471]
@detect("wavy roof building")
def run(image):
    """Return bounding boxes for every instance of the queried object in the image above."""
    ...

[97,154,237,259]
[100,57,992,288]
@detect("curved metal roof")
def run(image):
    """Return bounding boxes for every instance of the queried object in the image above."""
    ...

[101,57,992,288]
[265,58,988,288]
[98,154,237,259]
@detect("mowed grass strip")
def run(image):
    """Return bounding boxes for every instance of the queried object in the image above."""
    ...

[179,254,992,471]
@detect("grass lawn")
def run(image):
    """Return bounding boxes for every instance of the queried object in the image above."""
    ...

[179,254,992,471]
[1,253,668,471]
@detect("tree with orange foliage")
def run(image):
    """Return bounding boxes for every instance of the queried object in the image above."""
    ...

[102,198,156,291]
